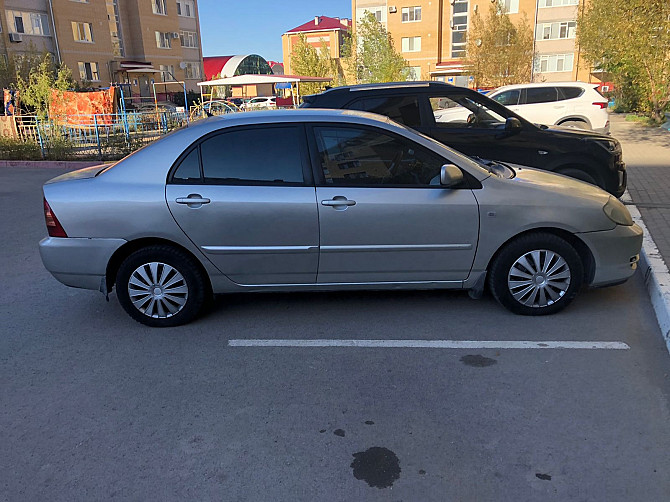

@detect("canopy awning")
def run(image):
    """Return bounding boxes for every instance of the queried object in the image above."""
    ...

[197,74,332,87]
[125,68,160,73]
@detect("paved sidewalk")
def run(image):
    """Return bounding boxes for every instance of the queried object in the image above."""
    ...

[611,114,670,266]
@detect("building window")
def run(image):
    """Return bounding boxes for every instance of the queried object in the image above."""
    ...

[179,30,198,48]
[159,64,175,81]
[106,0,124,57]
[152,0,168,15]
[401,6,421,22]
[537,21,577,40]
[183,62,201,79]
[6,11,50,36]
[401,36,421,52]
[78,62,100,81]
[540,0,579,7]
[176,0,195,17]
[535,53,574,73]
[155,31,172,49]
[451,0,468,58]
[499,0,519,14]
[72,22,94,42]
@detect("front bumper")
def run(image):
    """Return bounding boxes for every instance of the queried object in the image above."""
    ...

[39,237,127,291]
[577,223,643,287]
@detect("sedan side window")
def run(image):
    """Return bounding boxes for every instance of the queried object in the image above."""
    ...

[524,87,558,104]
[172,147,201,183]
[199,126,304,184]
[347,96,422,127]
[314,126,444,187]
[492,90,520,106]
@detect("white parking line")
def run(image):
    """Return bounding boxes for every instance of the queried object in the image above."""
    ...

[228,339,630,350]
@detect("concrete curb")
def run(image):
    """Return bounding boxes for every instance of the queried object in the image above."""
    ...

[623,192,670,355]
[0,160,106,169]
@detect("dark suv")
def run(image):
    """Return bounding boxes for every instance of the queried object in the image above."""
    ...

[302,81,626,197]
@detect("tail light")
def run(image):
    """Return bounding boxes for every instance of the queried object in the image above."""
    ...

[592,102,608,109]
[43,198,68,238]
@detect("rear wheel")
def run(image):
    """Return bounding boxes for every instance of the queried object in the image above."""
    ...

[116,245,208,327]
[489,233,583,316]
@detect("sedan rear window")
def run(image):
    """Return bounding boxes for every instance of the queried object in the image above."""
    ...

[200,126,304,184]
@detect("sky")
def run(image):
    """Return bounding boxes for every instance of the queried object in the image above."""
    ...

[198,0,352,62]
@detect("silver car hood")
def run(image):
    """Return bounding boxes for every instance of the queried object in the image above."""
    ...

[506,164,612,206]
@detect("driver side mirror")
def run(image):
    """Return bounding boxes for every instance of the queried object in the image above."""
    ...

[505,117,523,135]
[440,164,464,187]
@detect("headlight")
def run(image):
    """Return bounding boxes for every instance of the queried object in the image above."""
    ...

[603,196,633,226]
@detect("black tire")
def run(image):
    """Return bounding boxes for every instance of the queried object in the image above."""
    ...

[488,233,584,316]
[556,167,600,188]
[116,245,208,327]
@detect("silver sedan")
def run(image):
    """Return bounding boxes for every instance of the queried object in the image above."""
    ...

[39,109,642,326]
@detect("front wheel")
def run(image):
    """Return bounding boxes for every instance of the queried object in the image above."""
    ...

[488,233,584,316]
[556,167,600,189]
[116,245,208,327]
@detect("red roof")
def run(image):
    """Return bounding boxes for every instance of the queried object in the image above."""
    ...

[286,16,351,34]
[203,56,233,80]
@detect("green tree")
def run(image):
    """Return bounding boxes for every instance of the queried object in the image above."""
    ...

[465,4,534,88]
[0,42,44,92]
[578,0,670,123]
[290,33,341,95]
[343,11,409,84]
[16,54,74,117]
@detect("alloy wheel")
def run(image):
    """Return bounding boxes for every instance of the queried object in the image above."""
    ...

[128,262,189,318]
[507,250,571,308]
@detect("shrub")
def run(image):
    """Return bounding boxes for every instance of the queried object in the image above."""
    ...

[0,136,42,160]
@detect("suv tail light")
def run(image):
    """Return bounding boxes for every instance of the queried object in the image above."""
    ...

[43,198,68,238]
[592,102,608,109]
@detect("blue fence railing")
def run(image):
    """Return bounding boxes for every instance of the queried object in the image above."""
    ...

[15,111,190,160]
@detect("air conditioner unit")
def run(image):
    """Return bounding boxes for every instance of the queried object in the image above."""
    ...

[171,32,180,39]
[388,6,397,13]
[9,33,23,43]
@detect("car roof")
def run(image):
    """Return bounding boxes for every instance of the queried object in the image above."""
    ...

[310,80,455,96]
[103,108,462,183]
[490,81,598,93]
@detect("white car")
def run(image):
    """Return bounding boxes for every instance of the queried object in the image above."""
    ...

[242,96,277,110]
[488,82,610,133]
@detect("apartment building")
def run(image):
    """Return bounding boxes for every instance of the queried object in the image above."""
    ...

[351,0,597,86]
[282,16,351,76]
[0,0,204,96]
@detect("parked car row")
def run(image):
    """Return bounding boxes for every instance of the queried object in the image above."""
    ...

[40,96,641,326]
[301,81,625,197]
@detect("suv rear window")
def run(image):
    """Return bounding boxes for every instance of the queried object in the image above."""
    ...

[523,87,558,104]
[346,96,422,127]
[557,87,584,100]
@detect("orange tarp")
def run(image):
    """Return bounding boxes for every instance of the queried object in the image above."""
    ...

[50,88,117,125]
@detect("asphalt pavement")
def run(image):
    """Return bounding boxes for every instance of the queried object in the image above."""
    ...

[1,167,669,501]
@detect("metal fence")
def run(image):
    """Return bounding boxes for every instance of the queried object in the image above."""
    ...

[13,111,189,161]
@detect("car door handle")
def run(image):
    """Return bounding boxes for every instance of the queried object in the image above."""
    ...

[321,198,356,207]
[176,195,211,205]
